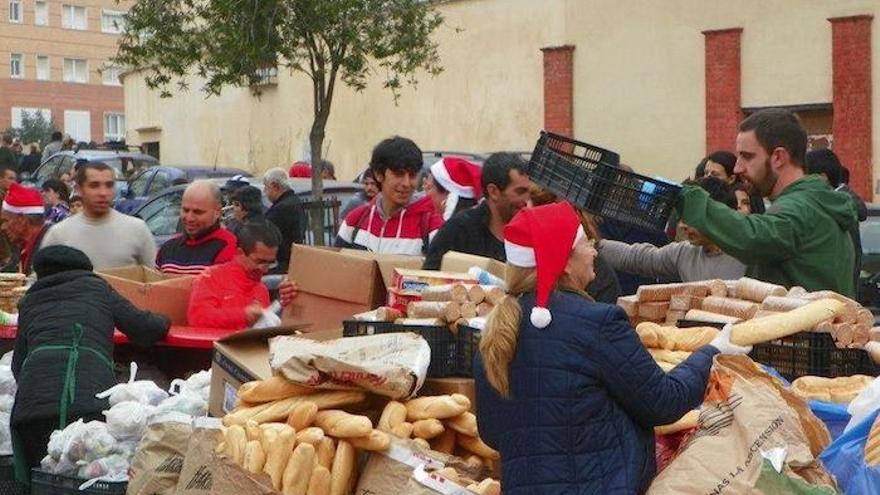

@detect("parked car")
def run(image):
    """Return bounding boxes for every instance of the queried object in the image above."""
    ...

[133,177,362,247]
[115,166,253,214]
[859,203,880,316]
[24,149,159,199]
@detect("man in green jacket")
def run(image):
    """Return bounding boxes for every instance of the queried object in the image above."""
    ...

[679,108,858,297]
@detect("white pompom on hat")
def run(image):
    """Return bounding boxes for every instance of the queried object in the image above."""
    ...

[503,202,585,329]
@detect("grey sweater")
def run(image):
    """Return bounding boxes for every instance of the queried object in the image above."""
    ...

[599,239,745,283]
[42,210,156,270]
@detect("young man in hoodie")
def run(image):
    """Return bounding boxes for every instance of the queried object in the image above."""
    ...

[335,136,443,255]
[600,176,746,283]
[679,108,858,297]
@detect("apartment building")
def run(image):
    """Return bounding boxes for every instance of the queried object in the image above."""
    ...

[0,0,131,143]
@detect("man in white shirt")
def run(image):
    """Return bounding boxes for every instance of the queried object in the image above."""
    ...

[41,162,156,269]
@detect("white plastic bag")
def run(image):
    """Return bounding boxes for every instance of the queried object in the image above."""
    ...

[47,419,84,460]
[167,369,211,402]
[96,362,168,407]
[846,375,880,433]
[0,365,16,397]
[77,453,130,480]
[0,351,13,367]
[152,393,207,419]
[0,411,10,455]
[65,421,117,463]
[103,401,154,441]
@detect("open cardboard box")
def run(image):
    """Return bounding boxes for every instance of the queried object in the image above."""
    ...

[97,265,193,325]
[208,325,335,417]
[281,244,424,332]
[440,251,506,281]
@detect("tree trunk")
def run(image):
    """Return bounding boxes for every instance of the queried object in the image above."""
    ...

[309,119,326,245]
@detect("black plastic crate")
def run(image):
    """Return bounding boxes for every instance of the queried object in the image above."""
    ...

[457,325,482,377]
[0,457,23,495]
[343,321,459,378]
[750,331,880,381]
[30,470,126,495]
[527,131,681,232]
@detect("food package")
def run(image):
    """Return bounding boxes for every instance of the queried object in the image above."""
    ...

[819,409,880,494]
[127,412,194,495]
[648,355,837,494]
[269,333,431,399]
[44,420,118,468]
[96,362,169,407]
[77,454,131,482]
[845,376,880,433]
[103,400,155,441]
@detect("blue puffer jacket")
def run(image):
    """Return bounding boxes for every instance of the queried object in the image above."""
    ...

[474,291,717,495]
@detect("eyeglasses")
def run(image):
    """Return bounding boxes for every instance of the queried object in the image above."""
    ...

[248,255,278,269]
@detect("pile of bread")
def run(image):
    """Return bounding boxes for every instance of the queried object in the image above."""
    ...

[790,375,874,404]
[354,282,505,330]
[220,376,500,495]
[0,273,25,314]
[619,277,877,351]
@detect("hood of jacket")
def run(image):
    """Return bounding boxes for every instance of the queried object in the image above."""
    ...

[777,175,858,232]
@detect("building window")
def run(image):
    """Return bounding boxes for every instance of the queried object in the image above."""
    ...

[102,65,121,85]
[34,1,48,26]
[10,54,22,79]
[8,0,22,23]
[104,113,125,141]
[11,108,51,129]
[62,4,86,30]
[101,9,124,34]
[63,58,88,83]
[36,55,49,80]
[64,110,90,142]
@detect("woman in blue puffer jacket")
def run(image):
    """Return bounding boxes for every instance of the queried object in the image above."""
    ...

[474,202,752,494]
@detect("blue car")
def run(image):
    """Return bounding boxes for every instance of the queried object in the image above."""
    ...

[115,165,252,214]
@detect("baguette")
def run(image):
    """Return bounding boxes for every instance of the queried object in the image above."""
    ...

[288,402,319,430]
[734,277,786,303]
[407,301,462,322]
[866,416,880,466]
[307,465,331,495]
[421,284,469,303]
[412,419,445,439]
[636,283,708,302]
[468,478,502,495]
[648,348,692,365]
[316,437,336,470]
[329,440,355,495]
[282,442,316,495]
[348,429,391,451]
[635,322,659,348]
[457,433,500,460]
[700,296,760,320]
[761,296,809,312]
[635,322,718,351]
[224,425,247,465]
[242,391,366,425]
[412,438,430,449]
[684,309,741,324]
[245,420,262,442]
[405,395,471,421]
[390,422,413,439]
[431,427,456,454]
[243,440,267,474]
[259,427,279,459]
[239,375,318,403]
[314,410,373,438]
[296,427,326,445]
[264,425,297,490]
[791,375,873,404]
[804,291,859,323]
[655,410,699,435]
[444,412,478,437]
[730,299,846,346]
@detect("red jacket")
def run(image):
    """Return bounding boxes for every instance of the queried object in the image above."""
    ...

[334,195,442,255]
[187,260,269,329]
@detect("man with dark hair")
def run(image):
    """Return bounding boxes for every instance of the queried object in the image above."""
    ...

[263,167,305,273]
[40,178,70,224]
[227,185,266,236]
[340,168,379,219]
[0,183,50,275]
[336,136,442,255]
[702,151,737,184]
[0,136,15,169]
[422,152,531,269]
[600,176,745,282]
[156,181,237,275]
[188,222,297,329]
[41,131,63,161]
[679,109,858,296]
[41,162,156,269]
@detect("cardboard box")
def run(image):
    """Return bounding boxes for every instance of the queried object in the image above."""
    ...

[392,268,476,292]
[208,325,332,417]
[440,251,506,281]
[283,245,423,331]
[97,265,193,325]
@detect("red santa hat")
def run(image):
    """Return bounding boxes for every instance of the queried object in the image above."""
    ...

[3,183,44,215]
[288,161,312,178]
[430,157,483,220]
[503,202,586,329]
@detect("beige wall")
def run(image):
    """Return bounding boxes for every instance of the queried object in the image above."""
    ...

[123,0,880,196]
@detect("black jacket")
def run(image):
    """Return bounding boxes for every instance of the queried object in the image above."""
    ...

[265,190,305,274]
[425,203,621,303]
[11,270,170,424]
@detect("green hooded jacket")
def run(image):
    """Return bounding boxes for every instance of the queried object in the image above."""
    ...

[680,175,858,297]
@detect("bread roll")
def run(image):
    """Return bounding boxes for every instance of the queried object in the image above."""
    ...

[264,426,296,490]
[288,402,318,430]
[282,443,315,495]
[412,419,445,439]
[734,277,786,302]
[378,401,407,432]
[405,395,471,421]
[296,427,326,445]
[348,429,391,451]
[761,296,809,312]
[329,440,355,495]
[684,309,741,324]
[421,284,468,303]
[307,465,331,495]
[314,410,372,438]
[445,412,478,437]
[731,299,845,346]
[239,376,318,403]
[701,297,760,320]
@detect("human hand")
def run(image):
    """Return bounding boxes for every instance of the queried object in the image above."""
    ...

[278,279,299,307]
[245,303,264,324]
[709,323,753,355]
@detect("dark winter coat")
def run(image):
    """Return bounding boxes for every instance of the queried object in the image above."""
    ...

[11,269,169,425]
[474,291,717,494]
[265,189,306,273]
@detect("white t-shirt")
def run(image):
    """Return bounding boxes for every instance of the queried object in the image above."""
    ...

[41,209,157,269]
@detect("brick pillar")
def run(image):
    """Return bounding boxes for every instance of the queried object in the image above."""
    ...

[702,28,743,153]
[830,15,873,199]
[541,45,575,137]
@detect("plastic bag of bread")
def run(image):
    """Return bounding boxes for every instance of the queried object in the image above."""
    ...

[846,375,880,434]
[268,333,431,400]
[648,355,838,494]
[818,409,880,494]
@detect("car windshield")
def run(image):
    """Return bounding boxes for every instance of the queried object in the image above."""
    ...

[861,217,880,255]
[36,155,156,182]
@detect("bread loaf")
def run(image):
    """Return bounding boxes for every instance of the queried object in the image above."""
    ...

[282,442,316,495]
[239,376,318,403]
[316,437,336,470]
[734,277,786,302]
[264,426,297,490]
[730,299,846,346]
[669,294,702,312]
[700,297,760,320]
[431,427,457,454]
[408,301,461,322]
[314,410,372,438]
[378,401,407,432]
[421,284,469,303]
[636,283,709,302]
[329,440,355,495]
[706,279,728,297]
[476,302,494,317]
[445,412,478,437]
[306,465,331,495]
[288,402,318,430]
[832,323,855,347]
[296,427,326,445]
[684,309,741,324]
[761,296,809,312]
[457,433,500,460]
[460,302,478,319]
[638,302,669,321]
[412,419,445,439]
[348,429,391,451]
[405,394,471,420]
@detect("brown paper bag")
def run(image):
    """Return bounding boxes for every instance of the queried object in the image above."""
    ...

[268,333,431,399]
[648,355,837,494]
[175,418,279,495]
[127,413,194,495]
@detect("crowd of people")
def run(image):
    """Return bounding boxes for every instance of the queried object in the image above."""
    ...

[0,107,869,490]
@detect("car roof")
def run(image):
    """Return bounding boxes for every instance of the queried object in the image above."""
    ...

[139,177,362,200]
[143,166,253,177]
[46,150,158,161]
